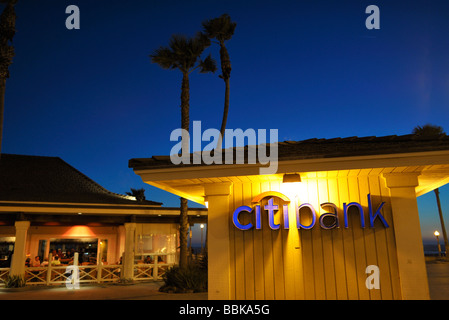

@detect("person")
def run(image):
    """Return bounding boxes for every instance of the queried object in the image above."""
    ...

[144,255,153,264]
[25,257,31,267]
[67,249,75,258]
[29,257,42,282]
[51,255,61,266]
[31,255,41,267]
[41,257,49,267]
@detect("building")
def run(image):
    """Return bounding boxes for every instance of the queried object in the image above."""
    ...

[0,154,206,284]
[129,134,449,300]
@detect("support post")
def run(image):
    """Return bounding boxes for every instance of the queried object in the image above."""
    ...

[46,253,53,285]
[97,248,103,283]
[122,222,136,281]
[204,182,232,300]
[9,220,30,278]
[153,254,158,281]
[383,173,430,300]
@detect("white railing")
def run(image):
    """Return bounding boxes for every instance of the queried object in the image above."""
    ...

[133,252,175,281]
[0,268,9,284]
[22,264,123,286]
[0,253,176,287]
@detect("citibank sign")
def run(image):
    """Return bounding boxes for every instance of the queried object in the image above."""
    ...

[232,191,389,231]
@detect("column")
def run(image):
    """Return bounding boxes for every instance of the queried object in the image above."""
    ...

[204,182,232,300]
[10,220,30,277]
[383,173,430,300]
[122,222,136,281]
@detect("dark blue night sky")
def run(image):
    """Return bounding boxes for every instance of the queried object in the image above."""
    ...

[2,0,448,242]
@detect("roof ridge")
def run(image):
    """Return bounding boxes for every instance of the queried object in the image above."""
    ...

[55,158,162,205]
[0,154,162,205]
[54,158,161,203]
[1,153,60,159]
[129,133,449,170]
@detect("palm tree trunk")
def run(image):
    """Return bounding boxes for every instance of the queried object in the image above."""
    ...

[179,71,190,269]
[0,78,6,159]
[218,77,230,149]
[181,72,190,132]
[179,197,189,268]
[435,188,449,258]
[217,44,231,150]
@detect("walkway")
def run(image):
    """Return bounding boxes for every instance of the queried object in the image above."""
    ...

[0,281,207,300]
[426,260,449,300]
[0,261,447,300]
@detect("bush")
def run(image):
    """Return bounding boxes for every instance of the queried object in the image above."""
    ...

[4,275,26,288]
[159,263,207,293]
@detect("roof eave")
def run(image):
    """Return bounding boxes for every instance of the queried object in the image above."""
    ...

[132,149,449,181]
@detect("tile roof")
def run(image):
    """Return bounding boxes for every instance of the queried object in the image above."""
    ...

[128,134,449,169]
[0,154,162,205]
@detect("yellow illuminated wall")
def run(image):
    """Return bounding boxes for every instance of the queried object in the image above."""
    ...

[228,171,401,300]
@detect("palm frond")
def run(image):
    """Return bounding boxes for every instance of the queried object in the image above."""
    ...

[150,46,178,69]
[412,124,446,137]
[198,54,217,74]
[202,13,236,42]
[150,33,214,73]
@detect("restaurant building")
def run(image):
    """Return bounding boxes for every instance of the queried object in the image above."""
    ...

[0,154,206,284]
[129,134,449,300]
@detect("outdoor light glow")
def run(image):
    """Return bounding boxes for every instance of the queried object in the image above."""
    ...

[281,174,303,199]
[281,182,303,199]
[434,230,440,237]
[200,224,204,229]
[63,225,96,237]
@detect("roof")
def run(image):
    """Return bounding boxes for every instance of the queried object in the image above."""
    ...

[129,133,449,170]
[0,154,162,206]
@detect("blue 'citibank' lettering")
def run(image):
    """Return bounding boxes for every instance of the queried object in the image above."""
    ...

[232,193,389,231]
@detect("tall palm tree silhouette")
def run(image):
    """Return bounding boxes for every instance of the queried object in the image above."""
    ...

[0,0,17,159]
[202,14,236,150]
[150,32,216,268]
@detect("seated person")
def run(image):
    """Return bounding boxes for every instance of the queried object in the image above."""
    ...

[51,256,61,266]
[31,255,41,267]
[144,256,153,264]
[41,257,49,267]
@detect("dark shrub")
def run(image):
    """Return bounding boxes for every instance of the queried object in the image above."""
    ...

[159,263,207,293]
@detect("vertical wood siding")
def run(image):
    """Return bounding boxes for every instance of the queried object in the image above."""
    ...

[229,172,402,300]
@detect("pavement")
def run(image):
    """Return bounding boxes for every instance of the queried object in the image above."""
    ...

[0,261,447,300]
[426,260,449,300]
[0,280,208,300]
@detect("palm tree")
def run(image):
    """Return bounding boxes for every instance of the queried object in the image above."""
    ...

[413,124,448,257]
[150,32,216,269]
[202,14,236,150]
[125,188,146,202]
[0,0,17,159]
